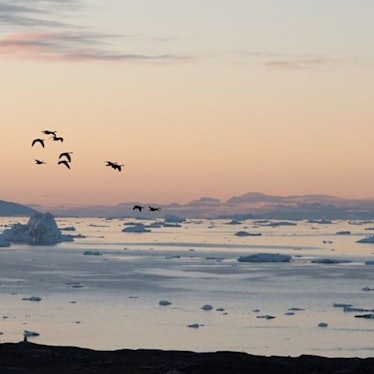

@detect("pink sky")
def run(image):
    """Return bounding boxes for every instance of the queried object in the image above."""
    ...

[1,1,374,206]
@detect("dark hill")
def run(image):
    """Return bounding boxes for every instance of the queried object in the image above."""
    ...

[0,200,37,216]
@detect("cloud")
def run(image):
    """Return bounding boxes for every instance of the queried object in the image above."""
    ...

[0,1,190,63]
[0,0,80,28]
[0,32,189,63]
[264,57,330,70]
[239,51,332,70]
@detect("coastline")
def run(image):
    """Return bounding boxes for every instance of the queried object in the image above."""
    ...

[1,342,373,373]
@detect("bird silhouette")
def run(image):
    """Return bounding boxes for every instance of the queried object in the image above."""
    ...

[149,206,161,212]
[105,161,124,172]
[59,152,73,162]
[31,138,45,148]
[42,130,57,136]
[51,135,63,142]
[133,205,144,212]
[34,159,45,165]
[58,160,70,169]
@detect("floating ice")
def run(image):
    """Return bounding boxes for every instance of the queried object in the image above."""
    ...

[362,286,374,291]
[354,313,374,319]
[187,323,202,328]
[311,258,351,264]
[0,234,10,247]
[164,214,185,223]
[2,212,73,245]
[22,296,42,302]
[333,302,352,308]
[256,315,276,319]
[83,250,103,256]
[24,330,40,337]
[238,253,291,263]
[357,235,374,243]
[159,300,172,306]
[234,231,261,237]
[122,224,151,233]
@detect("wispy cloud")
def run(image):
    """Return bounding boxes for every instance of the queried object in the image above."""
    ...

[264,57,330,70]
[240,51,333,70]
[0,1,189,63]
[0,31,188,62]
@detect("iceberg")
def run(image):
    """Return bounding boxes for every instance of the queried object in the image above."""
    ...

[2,212,73,245]
[238,253,292,263]
[0,234,11,247]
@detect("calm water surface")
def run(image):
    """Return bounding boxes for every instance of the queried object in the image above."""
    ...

[0,217,373,357]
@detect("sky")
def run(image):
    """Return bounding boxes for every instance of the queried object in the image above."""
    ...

[1,0,374,207]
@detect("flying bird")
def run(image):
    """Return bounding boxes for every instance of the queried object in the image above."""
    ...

[133,205,144,212]
[42,130,57,136]
[149,206,161,212]
[31,138,45,148]
[59,152,73,162]
[34,159,45,165]
[51,135,64,142]
[105,161,124,172]
[58,160,70,169]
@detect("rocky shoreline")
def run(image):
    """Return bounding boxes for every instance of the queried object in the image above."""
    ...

[0,342,373,373]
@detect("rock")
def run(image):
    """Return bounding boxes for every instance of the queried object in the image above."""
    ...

[318,322,328,328]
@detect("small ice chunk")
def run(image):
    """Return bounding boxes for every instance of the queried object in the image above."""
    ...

[122,224,151,233]
[357,235,374,243]
[187,323,201,328]
[159,300,172,306]
[333,302,352,308]
[201,304,213,311]
[256,314,275,319]
[83,250,102,256]
[22,296,41,302]
[354,313,374,319]
[238,253,291,263]
[24,330,40,337]
[362,286,374,291]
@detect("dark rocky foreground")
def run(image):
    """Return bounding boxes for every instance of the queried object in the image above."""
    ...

[0,342,373,374]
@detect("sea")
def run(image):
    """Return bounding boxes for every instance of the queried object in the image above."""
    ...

[0,216,373,357]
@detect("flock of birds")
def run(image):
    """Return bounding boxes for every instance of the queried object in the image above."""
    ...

[31,129,161,212]
[31,130,124,172]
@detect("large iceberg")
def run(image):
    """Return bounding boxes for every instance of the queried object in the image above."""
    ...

[2,212,73,245]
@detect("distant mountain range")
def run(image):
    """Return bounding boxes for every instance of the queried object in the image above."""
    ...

[0,200,37,217]
[2,192,373,220]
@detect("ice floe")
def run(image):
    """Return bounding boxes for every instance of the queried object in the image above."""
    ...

[2,212,73,245]
[356,235,374,243]
[238,253,292,263]
[234,231,261,237]
[22,296,42,302]
[122,224,151,233]
[83,250,103,256]
[159,300,172,306]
